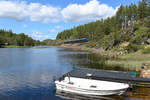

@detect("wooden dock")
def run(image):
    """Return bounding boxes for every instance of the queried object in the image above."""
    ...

[66,68,150,85]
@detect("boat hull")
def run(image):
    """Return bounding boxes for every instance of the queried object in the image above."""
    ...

[55,77,129,96]
[55,83,127,96]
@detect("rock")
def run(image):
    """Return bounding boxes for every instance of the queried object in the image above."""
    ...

[141,41,144,45]
[147,39,150,44]
[147,16,150,21]
[140,69,150,78]
[140,64,150,78]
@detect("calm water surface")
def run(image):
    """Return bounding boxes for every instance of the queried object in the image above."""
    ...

[0,47,149,100]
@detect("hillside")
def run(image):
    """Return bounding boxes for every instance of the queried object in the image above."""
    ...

[56,0,150,53]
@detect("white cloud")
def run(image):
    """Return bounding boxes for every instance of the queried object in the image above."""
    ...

[0,0,119,24]
[28,3,60,23]
[0,1,60,23]
[55,25,63,29]
[30,31,50,41]
[0,1,27,21]
[49,29,56,33]
[23,24,28,28]
[61,0,118,22]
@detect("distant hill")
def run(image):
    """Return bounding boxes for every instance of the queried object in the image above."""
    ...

[56,0,150,52]
[41,39,60,46]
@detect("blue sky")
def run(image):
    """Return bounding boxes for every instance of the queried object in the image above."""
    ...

[0,0,140,41]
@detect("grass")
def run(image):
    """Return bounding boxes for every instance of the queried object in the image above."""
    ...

[83,47,91,51]
[107,50,150,70]
[106,60,143,70]
[142,47,150,54]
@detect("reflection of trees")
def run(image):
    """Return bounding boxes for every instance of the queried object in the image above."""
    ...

[59,51,133,71]
[128,87,150,100]
[58,53,88,66]
[55,90,120,100]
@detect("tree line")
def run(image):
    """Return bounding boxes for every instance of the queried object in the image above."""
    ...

[56,0,150,51]
[0,29,41,47]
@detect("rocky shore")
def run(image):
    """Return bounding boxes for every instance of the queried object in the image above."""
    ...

[60,43,128,58]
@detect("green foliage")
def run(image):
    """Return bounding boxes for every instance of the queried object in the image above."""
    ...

[99,35,114,50]
[126,43,144,52]
[138,0,149,19]
[41,39,63,46]
[86,41,97,48]
[142,47,150,54]
[0,29,40,47]
[56,0,150,52]
[131,26,149,44]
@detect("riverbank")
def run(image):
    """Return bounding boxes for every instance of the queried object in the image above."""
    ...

[60,43,150,70]
[60,43,104,54]
[60,43,127,57]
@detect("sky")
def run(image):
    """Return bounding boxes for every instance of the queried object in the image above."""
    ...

[0,0,140,41]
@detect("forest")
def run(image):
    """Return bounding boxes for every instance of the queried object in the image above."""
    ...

[0,29,41,48]
[56,0,150,52]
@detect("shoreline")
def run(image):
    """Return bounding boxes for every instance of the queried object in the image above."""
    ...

[59,43,127,58]
[59,43,150,70]
[1,44,150,70]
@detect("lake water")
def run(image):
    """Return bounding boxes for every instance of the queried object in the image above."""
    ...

[0,47,149,100]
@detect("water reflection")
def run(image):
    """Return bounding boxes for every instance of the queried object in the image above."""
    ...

[127,87,150,100]
[0,47,149,100]
[55,90,119,100]
[59,51,131,71]
[0,47,72,100]
[55,83,150,100]
[57,48,150,100]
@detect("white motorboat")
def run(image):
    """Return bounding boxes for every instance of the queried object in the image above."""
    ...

[55,76,129,96]
[55,67,150,96]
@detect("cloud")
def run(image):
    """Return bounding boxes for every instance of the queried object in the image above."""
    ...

[0,1,27,21]
[0,1,60,23]
[61,0,118,22]
[30,31,50,41]
[55,25,63,29]
[49,29,56,33]
[23,24,28,28]
[28,3,60,23]
[0,0,119,23]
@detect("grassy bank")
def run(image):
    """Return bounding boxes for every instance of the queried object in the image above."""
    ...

[104,50,150,71]
[60,43,150,70]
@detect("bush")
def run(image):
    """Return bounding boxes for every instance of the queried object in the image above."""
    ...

[99,35,115,50]
[126,43,144,52]
[86,41,97,48]
[130,27,149,44]
[142,47,150,54]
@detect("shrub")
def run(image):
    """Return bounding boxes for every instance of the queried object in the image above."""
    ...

[126,43,144,52]
[130,27,149,44]
[142,47,150,54]
[86,41,97,48]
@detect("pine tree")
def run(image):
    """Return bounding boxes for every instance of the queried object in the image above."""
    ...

[138,0,148,19]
